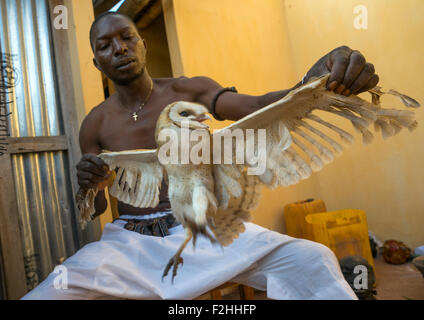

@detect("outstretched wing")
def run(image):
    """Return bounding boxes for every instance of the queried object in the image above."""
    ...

[100,149,164,208]
[76,149,163,229]
[209,74,420,245]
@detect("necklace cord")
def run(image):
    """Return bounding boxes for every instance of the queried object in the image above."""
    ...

[118,78,154,121]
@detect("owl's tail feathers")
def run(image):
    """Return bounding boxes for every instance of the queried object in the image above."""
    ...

[210,209,250,247]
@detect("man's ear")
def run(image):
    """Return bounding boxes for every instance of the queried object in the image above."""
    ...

[142,38,147,49]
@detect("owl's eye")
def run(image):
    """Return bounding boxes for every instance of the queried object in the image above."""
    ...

[179,111,190,117]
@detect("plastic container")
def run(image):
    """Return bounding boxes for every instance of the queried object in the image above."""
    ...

[305,209,375,269]
[283,199,327,240]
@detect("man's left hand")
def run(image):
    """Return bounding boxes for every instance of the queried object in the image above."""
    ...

[304,45,379,96]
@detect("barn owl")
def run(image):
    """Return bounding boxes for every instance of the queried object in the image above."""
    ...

[76,74,420,281]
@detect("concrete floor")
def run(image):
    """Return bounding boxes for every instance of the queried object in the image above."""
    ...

[373,255,424,300]
[201,254,424,300]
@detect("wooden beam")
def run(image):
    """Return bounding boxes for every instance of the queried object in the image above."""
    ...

[0,153,28,299]
[7,136,68,154]
[118,0,150,20]
[0,44,27,299]
[93,0,120,16]
[161,0,184,77]
[239,285,255,300]
[48,0,83,202]
[135,0,162,30]
[210,288,223,300]
[0,244,6,299]
[95,0,163,30]
[48,0,102,244]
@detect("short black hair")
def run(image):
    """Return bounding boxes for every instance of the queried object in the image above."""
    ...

[89,12,136,50]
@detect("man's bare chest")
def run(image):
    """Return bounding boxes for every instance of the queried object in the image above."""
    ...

[98,89,193,152]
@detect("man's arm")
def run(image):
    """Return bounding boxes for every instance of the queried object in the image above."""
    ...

[76,107,109,217]
[192,46,379,121]
[192,76,296,121]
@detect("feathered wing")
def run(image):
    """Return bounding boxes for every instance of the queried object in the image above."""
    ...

[209,74,420,246]
[77,149,164,229]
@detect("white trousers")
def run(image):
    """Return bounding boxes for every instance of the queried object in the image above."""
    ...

[22,218,357,300]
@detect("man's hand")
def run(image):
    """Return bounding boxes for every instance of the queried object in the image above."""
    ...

[76,154,110,189]
[304,45,379,96]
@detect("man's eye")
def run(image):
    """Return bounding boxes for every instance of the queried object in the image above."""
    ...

[179,111,190,117]
[98,43,109,50]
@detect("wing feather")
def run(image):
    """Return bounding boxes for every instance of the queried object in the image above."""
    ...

[76,149,163,229]
[101,150,163,208]
[209,74,420,245]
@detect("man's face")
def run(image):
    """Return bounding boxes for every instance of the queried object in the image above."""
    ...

[91,15,146,85]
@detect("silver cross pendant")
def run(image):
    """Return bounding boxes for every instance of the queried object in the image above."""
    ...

[132,112,138,121]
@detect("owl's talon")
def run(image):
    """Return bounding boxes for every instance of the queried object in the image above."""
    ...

[162,255,184,283]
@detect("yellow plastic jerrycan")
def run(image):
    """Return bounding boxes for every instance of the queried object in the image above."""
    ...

[305,209,375,269]
[283,199,327,241]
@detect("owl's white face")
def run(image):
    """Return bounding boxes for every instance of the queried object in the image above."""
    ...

[168,101,211,130]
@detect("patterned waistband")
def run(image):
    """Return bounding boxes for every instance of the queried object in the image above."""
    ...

[118,210,172,221]
[113,212,180,237]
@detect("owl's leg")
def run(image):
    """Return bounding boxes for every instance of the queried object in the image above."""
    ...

[162,229,192,283]
[192,225,217,247]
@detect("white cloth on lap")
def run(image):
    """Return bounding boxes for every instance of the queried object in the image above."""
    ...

[21,213,357,300]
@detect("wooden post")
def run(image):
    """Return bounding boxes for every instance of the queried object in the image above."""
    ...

[0,47,27,299]
[210,288,223,300]
[239,284,255,300]
[48,0,101,243]
[161,0,184,77]
[0,154,28,299]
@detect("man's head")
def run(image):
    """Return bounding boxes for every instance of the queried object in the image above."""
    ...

[90,12,147,85]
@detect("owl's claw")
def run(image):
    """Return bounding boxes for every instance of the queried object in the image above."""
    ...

[162,254,184,283]
[162,229,192,283]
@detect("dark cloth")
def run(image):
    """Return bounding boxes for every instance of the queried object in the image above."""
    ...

[114,214,180,237]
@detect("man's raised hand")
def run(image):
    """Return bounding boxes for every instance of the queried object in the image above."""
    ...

[304,45,380,96]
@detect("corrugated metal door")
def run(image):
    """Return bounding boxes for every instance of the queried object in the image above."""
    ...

[0,0,101,297]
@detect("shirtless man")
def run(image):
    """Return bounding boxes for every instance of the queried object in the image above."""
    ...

[78,12,378,218]
[23,12,378,300]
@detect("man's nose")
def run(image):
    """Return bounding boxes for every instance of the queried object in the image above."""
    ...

[112,38,128,56]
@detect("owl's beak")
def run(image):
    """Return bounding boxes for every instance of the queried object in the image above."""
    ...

[194,114,211,123]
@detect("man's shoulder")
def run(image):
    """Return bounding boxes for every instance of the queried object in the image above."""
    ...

[169,75,220,94]
[86,94,117,118]
[80,97,112,130]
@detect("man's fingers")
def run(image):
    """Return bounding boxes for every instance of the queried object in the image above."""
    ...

[78,161,109,177]
[319,46,378,97]
[76,153,110,189]
[79,154,109,176]
[327,46,353,91]
[340,50,366,94]
[77,171,106,187]
[349,63,376,94]
[83,154,108,169]
[356,74,380,94]
[77,171,96,182]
